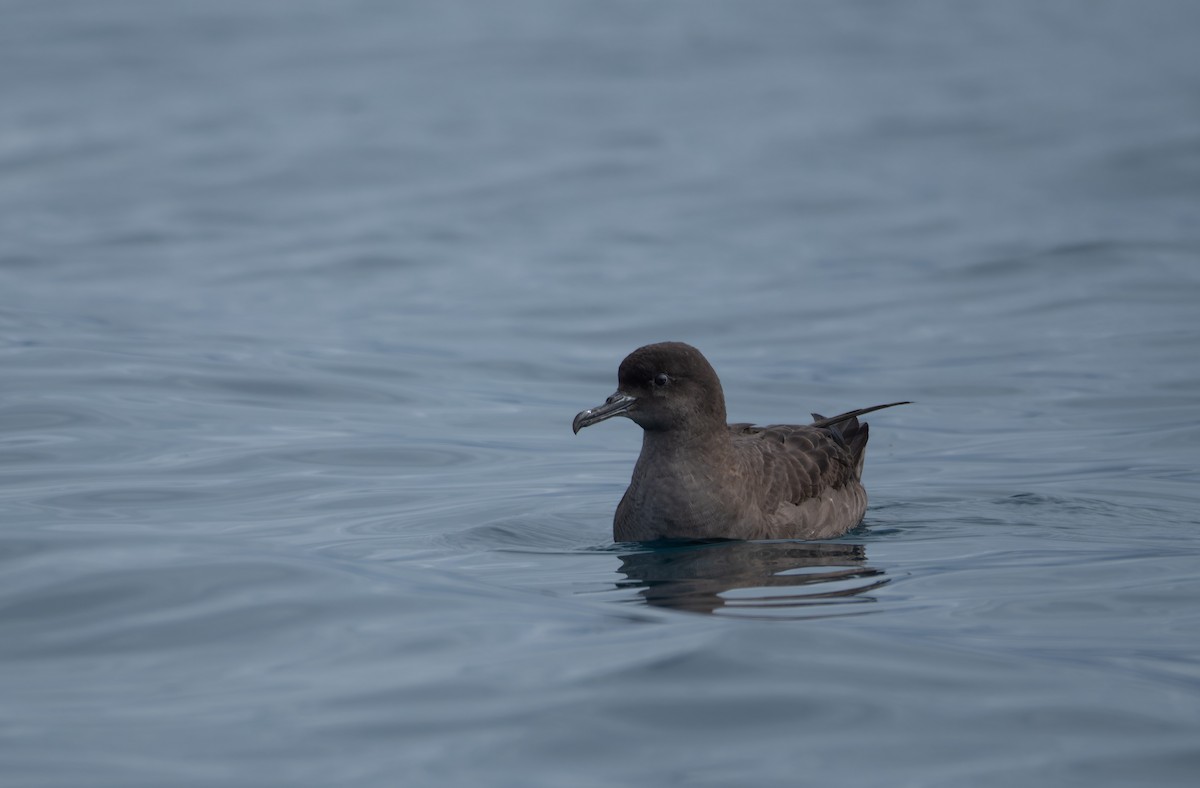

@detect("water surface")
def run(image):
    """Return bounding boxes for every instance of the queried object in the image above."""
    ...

[2,2,1199,786]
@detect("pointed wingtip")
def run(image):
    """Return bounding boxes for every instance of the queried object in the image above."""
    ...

[811,401,911,428]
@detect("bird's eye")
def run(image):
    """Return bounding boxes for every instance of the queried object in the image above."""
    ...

[653,373,670,388]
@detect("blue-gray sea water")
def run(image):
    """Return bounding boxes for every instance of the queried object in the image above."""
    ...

[2,2,1199,786]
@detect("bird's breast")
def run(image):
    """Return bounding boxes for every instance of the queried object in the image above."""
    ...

[615,448,762,541]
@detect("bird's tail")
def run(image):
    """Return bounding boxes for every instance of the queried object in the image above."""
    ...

[810,401,909,476]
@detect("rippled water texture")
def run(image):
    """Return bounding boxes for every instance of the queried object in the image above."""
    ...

[2,2,1199,786]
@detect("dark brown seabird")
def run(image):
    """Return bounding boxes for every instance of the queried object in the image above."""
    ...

[573,342,908,542]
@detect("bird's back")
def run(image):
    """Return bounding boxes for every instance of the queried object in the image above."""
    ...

[728,415,870,539]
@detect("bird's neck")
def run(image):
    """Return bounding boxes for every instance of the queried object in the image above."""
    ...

[639,422,730,461]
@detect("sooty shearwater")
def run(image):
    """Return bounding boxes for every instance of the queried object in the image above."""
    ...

[573,342,907,542]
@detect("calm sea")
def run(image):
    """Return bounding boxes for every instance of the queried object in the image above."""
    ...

[2,1,1198,786]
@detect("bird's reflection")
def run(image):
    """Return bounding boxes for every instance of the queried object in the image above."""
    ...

[616,539,887,617]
